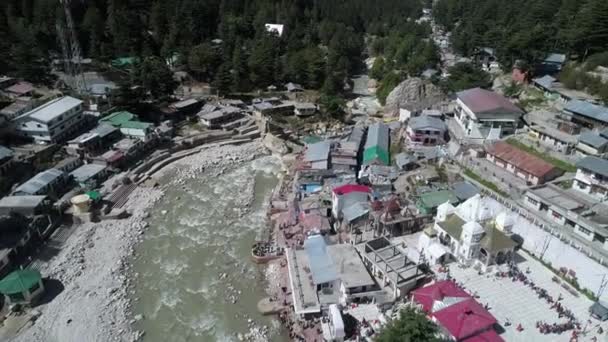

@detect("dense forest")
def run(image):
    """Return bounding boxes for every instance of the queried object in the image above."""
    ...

[0,0,426,99]
[433,0,608,67]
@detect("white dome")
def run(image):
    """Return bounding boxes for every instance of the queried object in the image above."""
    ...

[462,221,484,236]
[495,212,514,228]
[436,201,456,221]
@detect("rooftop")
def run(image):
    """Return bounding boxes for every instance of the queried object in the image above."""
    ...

[364,123,389,151]
[577,156,608,178]
[418,190,459,209]
[304,235,339,284]
[19,96,83,123]
[0,145,14,160]
[456,88,523,117]
[6,82,34,95]
[326,244,375,289]
[579,131,608,149]
[486,141,558,178]
[0,195,47,209]
[70,164,107,183]
[14,168,65,195]
[564,100,608,124]
[304,141,331,162]
[409,115,447,131]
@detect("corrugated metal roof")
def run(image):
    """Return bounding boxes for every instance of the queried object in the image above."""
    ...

[20,96,82,123]
[578,131,608,149]
[303,235,339,285]
[451,182,479,201]
[456,88,523,116]
[342,202,369,223]
[564,100,608,124]
[348,126,365,145]
[365,123,389,150]
[532,75,556,90]
[409,115,447,131]
[544,53,566,64]
[486,141,557,178]
[304,141,330,162]
[70,164,107,182]
[90,123,119,138]
[15,169,65,195]
[0,195,47,209]
[395,152,416,169]
[577,156,608,178]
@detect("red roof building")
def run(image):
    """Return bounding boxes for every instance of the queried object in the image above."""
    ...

[433,298,500,341]
[485,141,563,185]
[412,280,471,313]
[332,184,370,195]
[6,82,34,96]
[412,281,503,342]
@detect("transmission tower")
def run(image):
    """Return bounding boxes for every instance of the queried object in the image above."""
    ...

[57,0,87,95]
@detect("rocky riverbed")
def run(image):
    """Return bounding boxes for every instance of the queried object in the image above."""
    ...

[11,141,273,342]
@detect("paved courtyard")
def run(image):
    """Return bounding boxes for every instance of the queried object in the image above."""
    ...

[440,252,608,342]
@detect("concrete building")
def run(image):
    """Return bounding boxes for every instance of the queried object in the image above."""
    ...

[573,156,608,201]
[363,123,390,165]
[357,237,427,299]
[70,163,110,188]
[286,236,378,316]
[485,141,563,185]
[294,102,317,117]
[0,195,50,216]
[0,99,36,120]
[455,88,524,142]
[564,100,608,129]
[13,168,70,197]
[14,96,86,143]
[100,111,153,140]
[524,183,608,247]
[331,184,370,219]
[406,115,447,145]
[303,141,331,170]
[66,123,121,157]
[577,131,608,156]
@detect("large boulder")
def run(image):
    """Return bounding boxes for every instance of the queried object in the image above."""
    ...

[384,77,446,117]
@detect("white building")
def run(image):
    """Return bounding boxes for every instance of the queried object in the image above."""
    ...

[419,195,517,271]
[13,96,86,143]
[454,88,524,142]
[573,156,608,201]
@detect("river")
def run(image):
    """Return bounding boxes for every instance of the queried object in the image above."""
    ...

[130,156,288,342]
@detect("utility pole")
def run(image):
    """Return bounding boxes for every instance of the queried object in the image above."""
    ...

[597,274,608,301]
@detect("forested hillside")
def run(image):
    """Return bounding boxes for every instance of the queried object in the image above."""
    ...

[434,0,608,66]
[0,0,424,95]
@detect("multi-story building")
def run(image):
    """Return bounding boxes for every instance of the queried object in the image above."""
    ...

[13,96,86,143]
[406,115,447,145]
[454,88,524,142]
[573,156,608,201]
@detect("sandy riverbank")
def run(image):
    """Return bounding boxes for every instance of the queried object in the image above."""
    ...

[11,141,269,342]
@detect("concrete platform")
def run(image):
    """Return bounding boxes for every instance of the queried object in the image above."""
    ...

[257,297,285,315]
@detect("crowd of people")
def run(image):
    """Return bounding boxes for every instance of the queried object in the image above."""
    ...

[495,263,580,334]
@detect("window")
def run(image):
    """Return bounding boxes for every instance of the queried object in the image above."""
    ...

[527,197,538,205]
[578,226,592,235]
[552,210,562,219]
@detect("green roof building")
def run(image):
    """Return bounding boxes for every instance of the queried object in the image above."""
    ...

[101,111,153,138]
[416,190,459,215]
[0,269,45,305]
[363,123,390,165]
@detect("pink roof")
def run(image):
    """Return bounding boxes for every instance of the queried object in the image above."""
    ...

[332,184,371,195]
[6,82,34,95]
[462,329,504,342]
[412,280,471,313]
[433,298,497,340]
[457,88,523,115]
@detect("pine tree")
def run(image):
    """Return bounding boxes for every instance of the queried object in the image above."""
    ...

[213,62,233,96]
